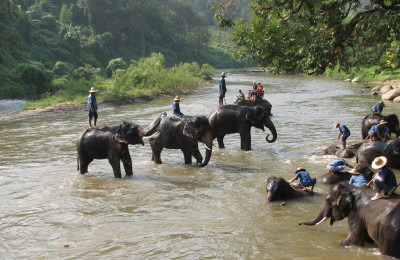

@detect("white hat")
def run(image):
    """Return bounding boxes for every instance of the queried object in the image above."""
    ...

[295,167,305,173]
[349,168,360,174]
[379,120,388,125]
[174,96,181,101]
[371,156,387,169]
[333,122,339,127]
[89,87,97,93]
[221,72,226,76]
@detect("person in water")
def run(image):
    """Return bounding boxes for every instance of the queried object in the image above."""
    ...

[334,122,351,149]
[87,87,98,127]
[371,101,385,117]
[368,120,390,142]
[348,168,368,187]
[218,72,227,106]
[288,167,316,193]
[172,96,184,117]
[327,159,354,174]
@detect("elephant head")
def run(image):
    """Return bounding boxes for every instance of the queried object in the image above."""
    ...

[115,118,161,145]
[183,116,213,167]
[299,182,355,226]
[266,177,294,202]
[246,106,277,143]
[385,114,400,137]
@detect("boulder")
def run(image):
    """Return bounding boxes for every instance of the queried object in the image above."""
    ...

[393,96,400,102]
[380,85,393,94]
[371,86,381,92]
[344,79,351,82]
[382,88,400,100]
[352,77,361,82]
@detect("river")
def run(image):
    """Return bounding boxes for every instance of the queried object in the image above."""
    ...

[0,71,398,259]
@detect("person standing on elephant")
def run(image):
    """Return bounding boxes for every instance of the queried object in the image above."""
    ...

[218,72,227,106]
[367,156,397,200]
[368,120,390,142]
[334,122,350,149]
[87,87,98,128]
[327,159,354,174]
[172,96,184,117]
[288,167,316,193]
[371,101,385,117]
[349,168,368,187]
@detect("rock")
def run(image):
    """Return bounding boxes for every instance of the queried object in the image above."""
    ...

[344,79,351,82]
[382,88,400,100]
[352,77,361,82]
[393,96,400,102]
[371,91,379,96]
[381,85,393,94]
[371,86,381,92]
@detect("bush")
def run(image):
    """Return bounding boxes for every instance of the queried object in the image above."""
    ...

[17,62,54,98]
[105,58,128,78]
[73,64,101,80]
[53,61,75,76]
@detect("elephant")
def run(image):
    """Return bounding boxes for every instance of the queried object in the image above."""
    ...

[266,176,314,202]
[235,98,272,116]
[299,182,400,258]
[318,165,374,185]
[208,104,277,151]
[76,120,160,178]
[321,143,361,158]
[361,114,400,139]
[148,112,213,167]
[356,138,400,169]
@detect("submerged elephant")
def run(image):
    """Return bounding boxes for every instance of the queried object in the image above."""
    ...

[266,177,314,202]
[318,165,373,185]
[235,98,272,116]
[76,120,160,178]
[356,138,400,169]
[209,104,277,151]
[148,113,213,167]
[321,143,361,158]
[299,182,400,258]
[361,114,400,139]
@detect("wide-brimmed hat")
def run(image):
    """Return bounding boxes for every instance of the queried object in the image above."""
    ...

[221,72,226,76]
[379,120,388,125]
[378,101,385,107]
[333,121,339,127]
[89,87,97,93]
[349,168,360,174]
[371,156,387,169]
[174,96,181,101]
[295,167,305,173]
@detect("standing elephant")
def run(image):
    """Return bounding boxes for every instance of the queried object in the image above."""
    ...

[361,114,400,139]
[299,182,400,258]
[235,98,272,116]
[208,105,277,151]
[356,138,400,169]
[76,120,160,178]
[148,113,213,167]
[266,177,313,202]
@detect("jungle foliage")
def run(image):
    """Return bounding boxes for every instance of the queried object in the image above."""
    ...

[212,0,400,75]
[0,0,245,100]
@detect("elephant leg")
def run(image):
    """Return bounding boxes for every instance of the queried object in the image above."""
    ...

[150,141,163,164]
[79,155,92,174]
[192,146,203,164]
[339,220,367,247]
[240,130,251,151]
[182,147,193,164]
[121,152,133,176]
[108,157,122,178]
[217,135,225,148]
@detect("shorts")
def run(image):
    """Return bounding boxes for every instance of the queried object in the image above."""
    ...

[89,110,98,120]
[302,178,316,187]
[341,135,350,141]
[219,94,225,99]
[373,179,394,192]
[327,164,345,172]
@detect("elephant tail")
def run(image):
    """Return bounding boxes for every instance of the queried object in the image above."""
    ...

[77,156,80,171]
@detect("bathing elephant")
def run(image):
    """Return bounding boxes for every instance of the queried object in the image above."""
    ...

[266,176,313,202]
[208,105,277,151]
[148,112,213,167]
[318,165,374,185]
[321,143,361,158]
[356,138,400,169]
[76,120,160,178]
[361,114,400,139]
[235,98,272,116]
[299,182,400,258]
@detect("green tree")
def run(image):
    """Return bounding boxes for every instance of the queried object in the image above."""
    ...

[213,0,400,74]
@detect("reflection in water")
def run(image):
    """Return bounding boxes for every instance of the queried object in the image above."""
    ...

[0,72,398,259]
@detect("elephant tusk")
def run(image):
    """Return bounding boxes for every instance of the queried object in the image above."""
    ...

[142,132,160,140]
[204,143,212,151]
[316,217,328,225]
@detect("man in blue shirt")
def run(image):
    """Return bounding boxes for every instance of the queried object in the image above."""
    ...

[371,101,385,117]
[349,168,368,187]
[87,87,98,127]
[327,159,354,174]
[288,167,316,193]
[334,122,351,149]
[368,120,390,142]
[218,72,227,106]
[367,156,398,200]
[172,96,184,117]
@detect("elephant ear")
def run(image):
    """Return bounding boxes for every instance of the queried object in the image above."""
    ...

[183,121,198,139]
[245,111,256,124]
[115,123,128,144]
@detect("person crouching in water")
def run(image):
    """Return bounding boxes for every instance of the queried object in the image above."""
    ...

[172,96,184,117]
[288,167,316,193]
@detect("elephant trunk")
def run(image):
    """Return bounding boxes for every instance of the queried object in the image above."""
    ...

[199,130,213,167]
[264,117,277,143]
[142,114,162,137]
[298,206,327,226]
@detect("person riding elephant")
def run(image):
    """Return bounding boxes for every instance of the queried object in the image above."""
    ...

[235,98,272,116]
[299,182,400,258]
[208,104,277,151]
[318,165,373,185]
[356,137,400,169]
[266,176,314,202]
[361,114,400,140]
[148,112,213,167]
[76,120,161,178]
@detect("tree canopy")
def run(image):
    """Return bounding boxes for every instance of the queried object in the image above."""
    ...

[213,0,400,75]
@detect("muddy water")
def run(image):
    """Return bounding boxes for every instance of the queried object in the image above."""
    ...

[0,71,398,259]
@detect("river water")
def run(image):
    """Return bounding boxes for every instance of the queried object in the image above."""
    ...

[0,71,399,259]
